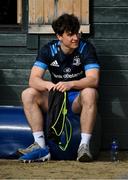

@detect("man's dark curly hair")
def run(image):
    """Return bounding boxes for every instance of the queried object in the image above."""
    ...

[52,13,80,35]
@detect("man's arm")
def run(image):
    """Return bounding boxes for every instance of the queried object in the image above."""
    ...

[29,66,55,91]
[53,68,100,92]
[71,68,100,90]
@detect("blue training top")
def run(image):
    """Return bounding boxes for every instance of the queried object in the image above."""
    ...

[34,39,100,84]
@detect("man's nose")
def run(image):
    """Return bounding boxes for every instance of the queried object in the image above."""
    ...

[72,34,79,39]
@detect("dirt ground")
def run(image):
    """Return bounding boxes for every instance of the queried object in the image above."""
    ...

[0,151,128,179]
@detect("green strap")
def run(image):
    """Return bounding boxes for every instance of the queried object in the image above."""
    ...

[51,92,67,136]
[51,91,72,151]
[59,117,72,151]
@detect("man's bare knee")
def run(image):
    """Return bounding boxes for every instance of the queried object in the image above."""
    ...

[21,88,48,112]
[80,88,98,106]
[21,88,39,105]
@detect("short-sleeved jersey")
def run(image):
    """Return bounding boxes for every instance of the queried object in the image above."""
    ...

[34,39,100,84]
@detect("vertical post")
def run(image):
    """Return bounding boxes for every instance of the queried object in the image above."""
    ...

[54,0,58,18]
[22,0,28,32]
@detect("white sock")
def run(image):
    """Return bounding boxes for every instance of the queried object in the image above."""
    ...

[80,133,92,147]
[33,131,45,148]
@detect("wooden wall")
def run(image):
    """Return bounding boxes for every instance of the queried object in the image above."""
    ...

[0,0,128,149]
[90,0,128,149]
[0,34,36,105]
[28,0,90,33]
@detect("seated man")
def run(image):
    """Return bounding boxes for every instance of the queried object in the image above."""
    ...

[19,13,100,162]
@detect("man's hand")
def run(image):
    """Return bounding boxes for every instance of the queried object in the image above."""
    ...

[53,81,73,92]
[46,82,55,91]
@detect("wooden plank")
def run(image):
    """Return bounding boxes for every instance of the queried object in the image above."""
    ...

[57,0,73,16]
[0,100,21,106]
[99,86,128,102]
[28,24,90,34]
[28,0,89,24]
[81,0,89,24]
[29,0,36,24]
[35,0,44,24]
[0,69,30,85]
[0,47,37,54]
[43,0,54,23]
[0,85,26,101]
[43,0,48,23]
[29,0,83,24]
[0,85,27,105]
[93,7,128,23]
[0,69,51,85]
[22,0,29,32]
[93,23,128,39]
[0,54,36,69]
[101,134,128,149]
[98,55,128,70]
[100,70,128,85]
[17,0,22,24]
[29,0,55,24]
[27,34,38,49]
[92,39,128,55]
[0,34,27,47]
[39,34,56,48]
[98,101,128,119]
[73,0,81,20]
[102,117,128,134]
[28,0,90,33]
[93,0,128,7]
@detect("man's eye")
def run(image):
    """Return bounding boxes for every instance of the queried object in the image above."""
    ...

[67,33,72,36]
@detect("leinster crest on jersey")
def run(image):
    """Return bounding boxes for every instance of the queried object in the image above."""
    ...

[72,56,81,66]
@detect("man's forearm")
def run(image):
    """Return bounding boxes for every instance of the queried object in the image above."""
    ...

[72,76,99,90]
[29,77,54,91]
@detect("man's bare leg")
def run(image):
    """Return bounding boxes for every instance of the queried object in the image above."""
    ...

[18,87,51,162]
[21,87,49,148]
[72,88,98,161]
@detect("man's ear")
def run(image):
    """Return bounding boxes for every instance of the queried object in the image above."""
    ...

[56,34,62,41]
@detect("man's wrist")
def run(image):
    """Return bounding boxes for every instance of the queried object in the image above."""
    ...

[71,81,76,89]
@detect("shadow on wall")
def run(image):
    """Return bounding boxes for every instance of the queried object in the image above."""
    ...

[98,52,128,150]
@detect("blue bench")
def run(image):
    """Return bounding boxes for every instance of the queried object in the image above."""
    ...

[0,106,101,160]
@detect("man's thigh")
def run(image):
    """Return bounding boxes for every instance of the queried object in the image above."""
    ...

[38,91,49,112]
[68,91,81,114]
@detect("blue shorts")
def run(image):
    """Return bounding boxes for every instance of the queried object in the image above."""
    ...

[67,91,80,107]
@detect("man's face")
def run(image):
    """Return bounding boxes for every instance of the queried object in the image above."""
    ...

[57,31,80,50]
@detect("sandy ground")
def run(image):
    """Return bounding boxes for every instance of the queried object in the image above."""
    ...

[0,151,128,179]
